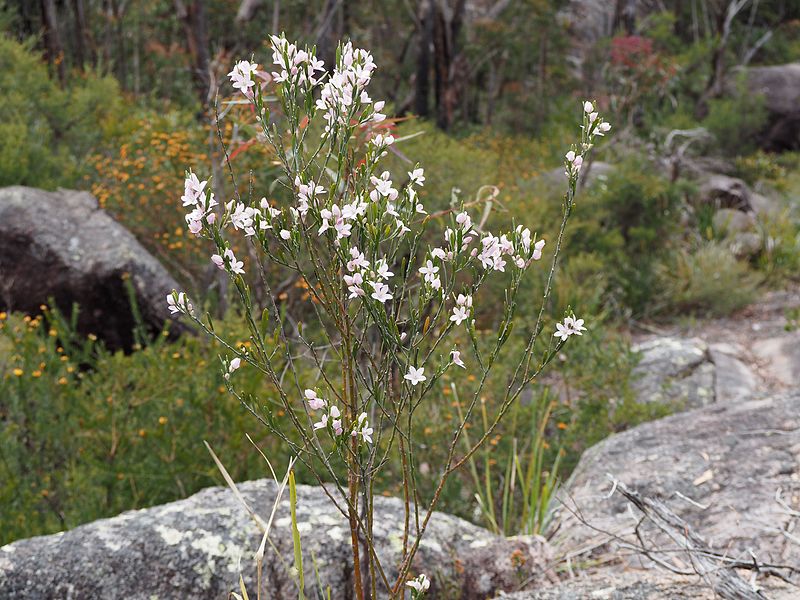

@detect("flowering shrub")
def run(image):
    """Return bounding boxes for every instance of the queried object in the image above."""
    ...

[170,35,609,597]
[87,116,209,283]
[607,35,678,126]
[87,109,283,296]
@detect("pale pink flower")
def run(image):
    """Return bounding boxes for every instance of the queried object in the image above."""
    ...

[451,350,465,369]
[305,389,326,410]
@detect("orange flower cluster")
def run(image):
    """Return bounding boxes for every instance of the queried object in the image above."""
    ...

[85,110,280,290]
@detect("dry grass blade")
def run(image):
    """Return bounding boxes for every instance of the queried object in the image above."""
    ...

[206,440,298,600]
[204,440,267,531]
[255,457,297,600]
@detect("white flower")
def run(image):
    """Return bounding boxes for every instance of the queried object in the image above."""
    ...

[583,100,594,114]
[404,366,426,386]
[554,315,587,341]
[229,202,260,235]
[167,291,193,316]
[181,172,206,206]
[183,174,217,234]
[211,249,245,275]
[347,248,370,272]
[313,413,328,430]
[372,133,394,148]
[344,273,364,298]
[295,177,326,214]
[455,211,472,231]
[369,172,398,202]
[280,229,291,240]
[334,219,351,240]
[370,281,393,303]
[565,150,583,177]
[477,234,506,271]
[344,272,365,299]
[361,424,373,444]
[406,574,430,593]
[329,405,343,435]
[419,260,439,285]
[305,389,326,410]
[408,168,425,187]
[354,412,373,444]
[566,316,587,335]
[450,294,472,325]
[450,305,469,326]
[596,121,611,136]
[451,349,465,369]
[375,259,394,280]
[554,321,571,340]
[228,60,258,95]
[225,357,242,379]
[533,239,545,261]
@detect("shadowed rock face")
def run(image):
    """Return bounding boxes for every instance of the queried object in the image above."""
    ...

[0,186,185,349]
[0,480,550,600]
[549,391,800,568]
[740,63,800,151]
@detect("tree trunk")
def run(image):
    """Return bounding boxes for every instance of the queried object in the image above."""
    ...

[695,0,751,118]
[432,0,467,130]
[415,0,433,118]
[70,0,93,70]
[272,0,280,32]
[102,0,112,72]
[315,0,340,70]
[613,0,637,34]
[175,0,212,108]
[40,0,66,86]
[112,0,128,89]
[235,0,262,23]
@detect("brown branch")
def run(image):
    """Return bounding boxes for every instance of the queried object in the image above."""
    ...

[557,479,799,599]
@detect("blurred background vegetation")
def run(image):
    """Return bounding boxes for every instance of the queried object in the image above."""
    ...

[1,0,799,544]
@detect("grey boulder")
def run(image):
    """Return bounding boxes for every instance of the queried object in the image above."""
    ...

[698,174,754,212]
[631,336,756,409]
[712,208,756,236]
[498,570,798,599]
[0,186,185,349]
[549,391,800,568]
[739,62,800,150]
[753,332,800,387]
[0,480,550,600]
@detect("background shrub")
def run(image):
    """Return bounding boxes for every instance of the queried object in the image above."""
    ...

[0,308,298,544]
[0,37,124,189]
[656,242,761,316]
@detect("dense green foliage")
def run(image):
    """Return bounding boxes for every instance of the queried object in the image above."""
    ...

[0,37,124,189]
[0,308,298,543]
